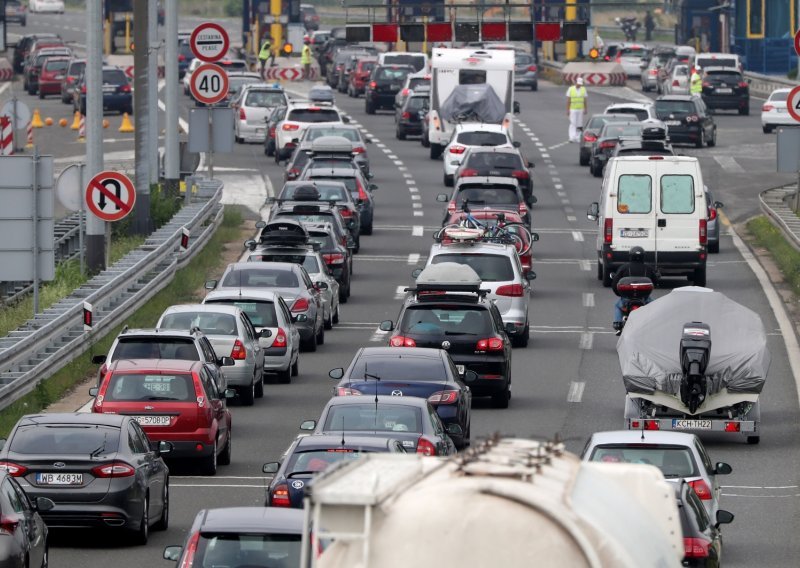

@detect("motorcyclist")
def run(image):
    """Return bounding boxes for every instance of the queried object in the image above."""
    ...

[612,246,658,335]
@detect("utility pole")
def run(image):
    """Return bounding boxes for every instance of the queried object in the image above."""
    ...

[565,0,577,61]
[165,0,179,195]
[132,0,151,235]
[85,0,105,272]
[148,0,159,185]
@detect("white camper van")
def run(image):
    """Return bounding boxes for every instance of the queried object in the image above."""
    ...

[427,48,516,159]
[587,155,708,287]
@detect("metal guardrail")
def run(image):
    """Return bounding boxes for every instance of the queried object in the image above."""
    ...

[0,178,224,412]
[759,185,800,252]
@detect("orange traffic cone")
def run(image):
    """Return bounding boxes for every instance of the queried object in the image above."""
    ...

[119,112,134,133]
[31,109,44,128]
[70,111,81,130]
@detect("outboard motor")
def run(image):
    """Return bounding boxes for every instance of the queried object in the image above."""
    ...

[679,322,712,413]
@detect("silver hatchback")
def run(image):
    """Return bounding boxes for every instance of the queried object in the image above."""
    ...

[156,304,266,405]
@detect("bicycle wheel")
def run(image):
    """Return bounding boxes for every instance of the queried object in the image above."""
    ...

[434,224,464,241]
[501,223,533,256]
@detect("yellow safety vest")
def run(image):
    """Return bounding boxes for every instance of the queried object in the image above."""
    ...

[258,40,272,60]
[690,72,702,94]
[567,85,587,110]
[301,45,312,65]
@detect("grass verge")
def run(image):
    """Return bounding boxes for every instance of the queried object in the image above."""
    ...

[0,235,144,337]
[747,216,800,296]
[0,207,244,437]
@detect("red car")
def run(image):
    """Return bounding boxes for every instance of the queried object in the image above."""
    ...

[444,209,534,275]
[347,57,377,97]
[37,56,70,98]
[90,359,234,476]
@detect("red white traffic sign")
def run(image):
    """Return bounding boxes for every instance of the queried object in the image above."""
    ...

[786,86,800,123]
[190,64,229,105]
[190,22,230,63]
[794,29,800,56]
[85,171,136,222]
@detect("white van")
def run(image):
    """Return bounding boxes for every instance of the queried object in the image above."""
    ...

[693,52,742,72]
[587,155,708,287]
[378,52,429,75]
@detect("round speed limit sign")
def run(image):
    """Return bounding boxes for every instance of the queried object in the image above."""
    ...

[786,85,800,123]
[189,63,229,105]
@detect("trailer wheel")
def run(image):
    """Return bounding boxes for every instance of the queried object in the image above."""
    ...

[746,436,760,445]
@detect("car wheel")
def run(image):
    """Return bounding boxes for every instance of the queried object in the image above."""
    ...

[291,355,299,377]
[740,104,750,116]
[695,129,705,148]
[266,142,274,156]
[579,150,589,166]
[707,128,716,147]
[492,386,510,409]
[597,260,604,281]
[202,441,217,476]
[153,482,169,531]
[747,436,760,445]
[602,261,613,288]
[430,143,442,160]
[396,128,406,140]
[132,496,149,545]
[444,173,453,187]
[302,331,317,352]
[239,379,255,406]
[693,267,707,287]
[361,223,373,236]
[277,365,291,384]
[255,373,264,398]
[531,83,538,92]
[708,240,719,254]
[40,545,48,568]
[324,308,333,330]
[332,303,340,324]
[365,102,375,115]
[317,324,325,345]
[38,90,44,99]
[592,161,603,178]
[235,134,242,143]
[763,125,773,134]
[512,322,529,347]
[421,133,430,148]
[218,430,232,465]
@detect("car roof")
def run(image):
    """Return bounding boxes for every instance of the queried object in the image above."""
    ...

[116,328,200,339]
[656,95,695,101]
[466,146,521,156]
[228,72,262,79]
[108,358,202,373]
[455,176,520,188]
[431,241,516,255]
[197,507,304,533]
[703,66,739,73]
[204,289,281,302]
[606,103,653,110]
[588,430,698,446]
[161,303,242,316]
[357,346,443,359]
[295,434,397,451]
[226,261,299,273]
[18,413,128,427]
[326,395,429,408]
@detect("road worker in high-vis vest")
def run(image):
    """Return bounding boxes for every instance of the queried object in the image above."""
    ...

[566,77,588,143]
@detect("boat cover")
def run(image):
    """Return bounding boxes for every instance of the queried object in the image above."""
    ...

[439,84,506,123]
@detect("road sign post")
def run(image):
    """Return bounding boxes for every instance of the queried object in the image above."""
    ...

[189,64,230,179]
[783,85,800,212]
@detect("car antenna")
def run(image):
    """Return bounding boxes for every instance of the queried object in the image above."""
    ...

[363,363,382,433]
[341,414,346,448]
[238,266,243,297]
[640,413,646,441]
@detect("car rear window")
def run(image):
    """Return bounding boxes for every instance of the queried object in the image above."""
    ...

[229,76,259,95]
[350,357,446,382]
[193,533,301,567]
[654,100,695,116]
[111,338,199,361]
[245,91,285,108]
[588,115,634,129]
[400,306,494,335]
[602,124,643,138]
[660,175,695,214]
[68,61,85,76]
[359,61,376,72]
[204,299,278,328]
[609,108,650,121]
[409,77,429,89]
[620,47,647,57]
[515,54,534,65]
[44,59,69,72]
[588,445,698,477]
[706,71,742,82]
[456,131,508,146]
[696,57,736,69]
[324,404,423,433]
[306,128,359,142]
[456,186,520,206]
[104,373,195,402]
[383,54,425,72]
[217,60,247,71]
[160,312,238,336]
[9,425,121,455]
[282,183,348,202]
[376,67,412,81]
[277,212,338,228]
[288,449,365,473]
[617,175,652,214]
[252,253,320,274]
[222,268,299,288]
[307,231,335,249]
[308,175,357,193]
[674,66,689,76]
[287,109,340,123]
[459,69,486,84]
[432,253,514,282]
[770,90,790,102]
[407,97,428,111]
[103,69,127,85]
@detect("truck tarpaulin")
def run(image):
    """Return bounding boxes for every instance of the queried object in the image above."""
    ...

[617,287,770,396]
[439,83,506,123]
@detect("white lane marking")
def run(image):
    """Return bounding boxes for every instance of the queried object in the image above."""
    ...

[413,211,424,216]
[561,199,570,205]
[395,285,406,299]
[173,476,263,479]
[572,231,584,242]
[541,152,550,158]
[579,332,594,349]
[409,187,419,193]
[548,164,557,169]
[567,215,577,221]
[393,160,403,166]
[564,206,575,213]
[535,142,544,147]
[557,191,567,197]
[403,173,413,178]
[552,177,561,183]
[567,381,585,402]
[411,194,421,200]
[412,225,424,236]
[399,166,408,171]
[723,485,800,489]
[554,184,564,190]
[370,328,389,342]
[408,253,420,264]
[377,143,387,148]
[406,179,416,184]
[582,292,595,307]
[549,141,570,150]
[714,155,745,173]
[412,202,422,208]
[371,138,381,144]
[579,260,592,271]
[172,484,264,488]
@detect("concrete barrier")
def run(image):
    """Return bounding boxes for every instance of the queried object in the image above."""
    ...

[561,62,627,86]
[0,58,13,82]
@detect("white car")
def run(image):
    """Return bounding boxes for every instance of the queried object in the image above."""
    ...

[442,124,515,187]
[664,64,690,96]
[233,84,287,143]
[603,102,657,122]
[274,101,347,161]
[183,58,202,95]
[615,44,648,78]
[29,0,64,13]
[762,88,794,133]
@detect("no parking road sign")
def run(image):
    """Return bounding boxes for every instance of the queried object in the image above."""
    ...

[190,22,230,63]
[190,63,229,105]
[85,171,136,222]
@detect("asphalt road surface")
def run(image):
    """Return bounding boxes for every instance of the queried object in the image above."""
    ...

[5,11,800,568]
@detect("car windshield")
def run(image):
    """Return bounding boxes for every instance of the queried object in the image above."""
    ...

[245,91,285,108]
[160,312,238,336]
[44,59,69,72]
[376,67,413,81]
[68,61,85,76]
[654,100,695,116]
[222,268,299,288]
[308,175,357,192]
[349,357,447,382]
[9,425,121,455]
[282,183,348,201]
[400,306,493,335]
[323,404,423,433]
[287,109,340,122]
[588,445,698,477]
[383,54,425,71]
[467,152,522,169]
[205,299,278,328]
[253,253,320,274]
[456,131,508,146]
[456,186,519,206]
[103,69,127,85]
[432,253,514,282]
[287,449,364,474]
[306,128,359,142]
[193,533,301,568]
[111,338,199,361]
[105,373,195,402]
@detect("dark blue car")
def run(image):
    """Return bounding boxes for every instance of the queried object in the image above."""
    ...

[74,65,132,115]
[262,434,406,508]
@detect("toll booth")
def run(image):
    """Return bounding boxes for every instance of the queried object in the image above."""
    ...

[731,0,796,74]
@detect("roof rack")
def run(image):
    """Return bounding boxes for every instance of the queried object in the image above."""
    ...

[405,263,489,297]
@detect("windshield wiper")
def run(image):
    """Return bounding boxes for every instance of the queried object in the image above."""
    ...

[89,432,108,459]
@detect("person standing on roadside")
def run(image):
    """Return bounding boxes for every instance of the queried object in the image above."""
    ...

[301,36,313,80]
[566,77,588,143]
[644,10,655,41]
[690,65,703,95]
[258,35,275,73]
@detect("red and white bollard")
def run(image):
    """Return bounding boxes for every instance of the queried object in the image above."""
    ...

[0,116,13,155]
[78,114,86,142]
[25,120,33,149]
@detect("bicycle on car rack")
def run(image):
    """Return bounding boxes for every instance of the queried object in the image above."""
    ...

[433,202,534,256]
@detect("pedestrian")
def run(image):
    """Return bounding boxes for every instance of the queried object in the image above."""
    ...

[690,65,702,95]
[566,77,587,143]
[644,10,655,41]
[258,35,275,73]
[301,36,313,81]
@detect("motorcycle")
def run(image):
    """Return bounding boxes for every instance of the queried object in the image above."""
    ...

[614,17,641,42]
[613,276,654,334]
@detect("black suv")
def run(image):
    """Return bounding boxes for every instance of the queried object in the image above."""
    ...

[654,95,716,148]
[365,64,414,114]
[304,222,352,302]
[396,90,429,140]
[74,65,133,115]
[277,181,362,247]
[674,481,734,567]
[380,263,513,408]
[700,67,750,115]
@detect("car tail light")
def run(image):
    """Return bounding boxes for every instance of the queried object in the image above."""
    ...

[617,281,654,294]
[518,201,528,218]
[286,168,300,180]
[271,483,291,507]
[389,336,417,347]
[91,461,135,478]
[649,69,658,75]
[336,387,362,396]
[648,156,664,160]
[230,339,247,360]
[369,81,377,89]
[119,84,132,93]
[178,54,186,62]
[67,76,75,84]
[80,85,87,94]
[688,479,713,500]
[352,145,365,154]
[708,207,717,221]
[401,111,411,119]
[724,421,740,432]
[239,107,246,120]
[737,81,748,88]
[683,537,710,559]
[599,140,617,149]
[291,297,310,312]
[699,219,707,245]
[449,145,466,154]
[476,337,504,352]
[339,207,353,218]
[702,81,711,88]
[527,65,537,72]
[273,327,287,348]
[401,88,409,96]
[355,177,369,202]
[447,201,456,214]
[323,253,345,265]
[495,284,524,297]
[604,218,613,244]
[672,79,680,87]
[0,462,27,477]
[177,531,201,568]
[583,132,597,142]
[511,170,529,180]
[615,54,621,62]
[268,126,276,138]
[762,104,774,112]
[686,114,699,123]
[460,168,478,177]
[428,390,458,404]
[282,123,299,131]
[416,437,437,456]
[0,515,20,536]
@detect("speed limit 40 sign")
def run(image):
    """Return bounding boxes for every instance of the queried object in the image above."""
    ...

[786,85,800,123]
[190,63,229,105]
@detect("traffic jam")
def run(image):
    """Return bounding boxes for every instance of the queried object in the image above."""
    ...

[1,7,796,568]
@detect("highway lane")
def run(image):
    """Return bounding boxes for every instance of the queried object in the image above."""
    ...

[9,14,800,568]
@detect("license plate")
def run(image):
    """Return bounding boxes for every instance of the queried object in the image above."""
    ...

[102,86,115,93]
[665,120,681,126]
[133,415,171,426]
[777,108,787,113]
[456,365,465,375]
[55,75,64,80]
[620,229,648,238]
[489,170,502,176]
[36,473,83,485]
[715,88,732,94]
[672,419,712,430]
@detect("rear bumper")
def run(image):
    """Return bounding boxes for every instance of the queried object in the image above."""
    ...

[398,120,423,134]
[39,80,62,94]
[162,440,216,458]
[22,485,141,529]
[222,364,254,387]
[662,124,701,143]
[237,121,267,142]
[703,94,748,109]
[601,245,706,274]
[367,91,397,109]
[450,354,508,394]
[142,429,216,456]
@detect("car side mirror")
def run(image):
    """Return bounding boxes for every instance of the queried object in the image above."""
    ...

[255,220,267,229]
[293,313,308,322]
[329,367,344,379]
[92,354,107,365]
[463,369,478,383]
[368,184,378,192]
[347,220,357,230]
[342,116,351,123]
[529,195,538,204]
[34,497,55,512]
[157,441,174,455]
[715,509,734,528]
[365,137,372,143]
[715,462,732,475]
[259,329,272,338]
[526,271,537,280]
[315,281,329,290]
[527,161,534,168]
[411,268,422,278]
[163,546,183,561]
[512,141,521,148]
[587,202,599,221]
[513,101,521,114]
[244,238,257,251]
[300,419,317,431]
[89,387,98,397]
[530,232,539,242]
[262,461,280,474]
[224,388,236,399]
[379,320,394,332]
[204,280,217,290]
[366,172,374,180]
[219,356,235,367]
[446,423,463,437]
[714,201,724,208]
[436,193,449,202]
